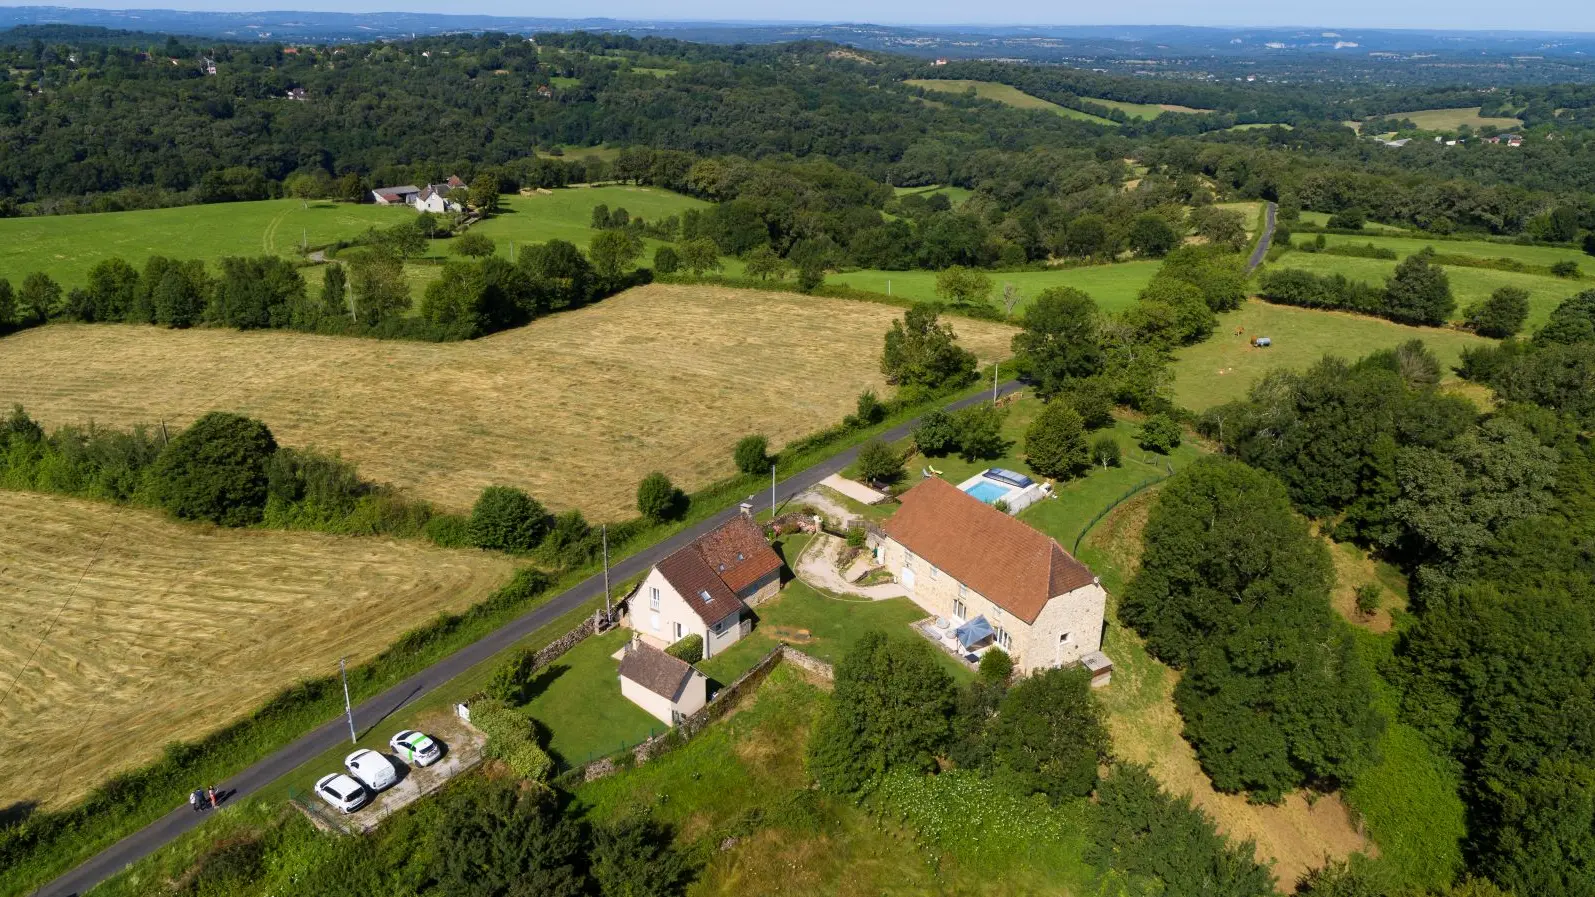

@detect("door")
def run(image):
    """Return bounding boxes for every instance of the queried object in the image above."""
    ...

[900,565,916,591]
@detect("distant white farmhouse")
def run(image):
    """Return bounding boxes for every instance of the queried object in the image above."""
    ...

[372,176,466,213]
[371,185,420,206]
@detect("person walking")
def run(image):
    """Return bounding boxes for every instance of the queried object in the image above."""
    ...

[207,786,218,809]
[189,789,205,812]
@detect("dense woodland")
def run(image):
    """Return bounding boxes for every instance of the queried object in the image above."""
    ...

[4,21,1595,897]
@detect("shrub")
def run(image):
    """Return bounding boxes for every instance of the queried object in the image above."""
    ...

[856,439,903,484]
[1354,584,1382,617]
[472,699,553,782]
[424,513,472,548]
[913,408,959,456]
[665,634,703,664]
[454,231,496,258]
[1328,207,1366,229]
[652,245,680,275]
[1466,286,1531,338]
[845,525,866,549]
[149,412,279,526]
[637,471,685,522]
[977,648,1013,683]
[852,389,886,427]
[541,509,595,564]
[468,486,553,553]
[1137,414,1182,454]
[1551,260,1582,278]
[1024,400,1089,480]
[733,435,770,475]
[1090,435,1122,469]
[486,647,541,704]
[992,499,1010,513]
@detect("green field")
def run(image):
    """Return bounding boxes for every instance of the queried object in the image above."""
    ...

[1170,299,1491,411]
[904,79,1116,124]
[439,185,708,257]
[1085,96,1210,118]
[1213,201,1266,237]
[892,183,974,207]
[829,261,1161,315]
[1308,231,1591,269]
[1269,251,1586,329]
[1384,106,1523,131]
[1224,122,1293,131]
[1296,211,1408,234]
[0,199,406,289]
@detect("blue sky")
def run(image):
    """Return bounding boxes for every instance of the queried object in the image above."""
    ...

[29,2,1595,31]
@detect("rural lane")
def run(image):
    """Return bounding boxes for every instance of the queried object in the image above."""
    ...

[1247,201,1279,272]
[39,378,1024,897]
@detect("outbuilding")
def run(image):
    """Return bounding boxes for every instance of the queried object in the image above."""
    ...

[617,639,708,726]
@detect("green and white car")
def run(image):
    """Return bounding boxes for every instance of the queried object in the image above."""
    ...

[389,730,442,767]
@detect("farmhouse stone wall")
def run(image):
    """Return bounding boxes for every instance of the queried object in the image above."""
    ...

[533,612,601,669]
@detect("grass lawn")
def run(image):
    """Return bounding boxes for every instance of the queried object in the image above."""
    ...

[522,627,665,767]
[441,185,708,257]
[829,260,1160,315]
[1268,250,1586,329]
[0,199,406,289]
[1086,96,1210,118]
[1383,106,1522,131]
[1170,300,1491,411]
[1307,231,1592,270]
[904,78,1117,124]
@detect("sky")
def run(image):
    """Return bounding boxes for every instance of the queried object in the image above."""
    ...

[16,1,1595,32]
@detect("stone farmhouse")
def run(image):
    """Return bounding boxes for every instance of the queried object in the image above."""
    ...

[371,175,467,212]
[620,514,782,659]
[869,477,1107,675]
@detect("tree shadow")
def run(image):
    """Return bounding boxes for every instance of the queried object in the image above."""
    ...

[524,663,570,704]
[0,800,38,831]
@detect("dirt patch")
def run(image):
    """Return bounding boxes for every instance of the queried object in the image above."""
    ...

[768,626,814,644]
[0,285,1014,517]
[0,490,514,809]
[1323,535,1402,633]
[1086,490,1373,887]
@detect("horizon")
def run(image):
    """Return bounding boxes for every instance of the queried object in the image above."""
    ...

[9,3,1595,33]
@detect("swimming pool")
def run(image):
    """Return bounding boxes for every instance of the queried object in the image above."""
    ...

[962,480,1011,504]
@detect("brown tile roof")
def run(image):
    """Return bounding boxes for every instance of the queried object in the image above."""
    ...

[883,477,1097,625]
[653,515,780,626]
[618,641,699,702]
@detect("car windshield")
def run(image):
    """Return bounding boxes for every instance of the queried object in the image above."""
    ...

[324,784,346,799]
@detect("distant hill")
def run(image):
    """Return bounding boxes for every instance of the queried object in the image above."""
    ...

[0,23,176,46]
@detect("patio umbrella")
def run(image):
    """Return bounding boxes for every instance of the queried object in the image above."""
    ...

[954,615,994,649]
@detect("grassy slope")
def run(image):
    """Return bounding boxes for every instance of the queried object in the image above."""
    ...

[1386,106,1523,130]
[0,199,404,288]
[904,78,1117,124]
[1268,251,1585,329]
[829,261,1161,316]
[1309,231,1591,269]
[440,185,708,257]
[1170,300,1490,411]
[1086,97,1210,118]
[1295,211,1406,233]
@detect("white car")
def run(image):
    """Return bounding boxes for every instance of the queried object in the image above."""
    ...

[315,773,369,814]
[389,730,442,767]
[344,748,398,792]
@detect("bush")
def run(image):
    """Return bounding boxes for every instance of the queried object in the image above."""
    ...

[1328,208,1366,230]
[652,245,680,275]
[1024,400,1089,480]
[845,525,866,548]
[665,634,703,664]
[1551,260,1582,278]
[486,647,541,704]
[850,389,887,427]
[471,699,553,782]
[977,648,1013,683]
[150,412,279,526]
[913,408,959,456]
[423,513,472,548]
[1137,414,1182,454]
[1090,435,1122,469]
[733,435,770,475]
[1354,584,1382,617]
[856,439,903,484]
[454,231,496,258]
[468,486,553,553]
[1465,286,1530,338]
[637,471,685,522]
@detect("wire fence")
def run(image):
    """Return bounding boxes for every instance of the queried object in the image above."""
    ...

[1071,473,1173,555]
[287,786,357,835]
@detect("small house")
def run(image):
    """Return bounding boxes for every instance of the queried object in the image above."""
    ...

[621,513,782,659]
[411,185,461,214]
[618,639,708,725]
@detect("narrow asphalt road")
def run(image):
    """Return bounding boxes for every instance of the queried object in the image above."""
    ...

[39,379,1023,897]
[1247,201,1279,273]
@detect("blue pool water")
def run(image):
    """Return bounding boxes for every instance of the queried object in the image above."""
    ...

[962,480,1011,504]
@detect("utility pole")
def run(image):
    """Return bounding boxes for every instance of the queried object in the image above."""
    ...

[339,657,356,745]
[992,361,999,405]
[601,524,611,618]
[770,464,777,520]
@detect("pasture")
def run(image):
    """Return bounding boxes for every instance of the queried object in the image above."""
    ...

[0,199,405,290]
[0,284,1014,518]
[0,490,516,809]
[1086,97,1210,118]
[1307,231,1591,270]
[1382,106,1523,131]
[1295,211,1407,233]
[450,185,708,257]
[828,260,1161,315]
[1169,300,1491,410]
[1269,251,1586,329]
[903,79,1116,124]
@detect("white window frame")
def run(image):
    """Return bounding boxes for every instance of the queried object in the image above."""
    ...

[995,627,1012,650]
[650,587,661,612]
[674,621,684,640]
[952,599,967,620]
[958,583,968,598]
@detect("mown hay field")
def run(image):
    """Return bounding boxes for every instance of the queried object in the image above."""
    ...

[1085,96,1211,118]
[0,284,1015,518]
[1383,106,1523,131]
[0,490,516,809]
[903,79,1116,124]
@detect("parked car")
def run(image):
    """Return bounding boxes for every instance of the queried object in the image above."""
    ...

[344,748,398,792]
[389,730,442,767]
[315,773,369,814]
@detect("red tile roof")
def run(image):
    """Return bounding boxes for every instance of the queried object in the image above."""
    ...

[654,515,780,626]
[883,478,1096,624]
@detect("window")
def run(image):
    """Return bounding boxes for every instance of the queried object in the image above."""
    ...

[953,599,967,620]
[995,627,1012,650]
[650,587,660,612]
[712,620,724,635]
[929,566,939,580]
[700,589,713,604]
[674,621,684,639]
[958,583,968,598]
[1060,632,1070,644]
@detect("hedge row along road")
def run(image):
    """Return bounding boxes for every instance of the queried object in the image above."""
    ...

[40,379,1023,897]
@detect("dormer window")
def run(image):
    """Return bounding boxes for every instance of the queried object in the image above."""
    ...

[737,552,744,562]
[718,563,726,572]
[700,589,713,603]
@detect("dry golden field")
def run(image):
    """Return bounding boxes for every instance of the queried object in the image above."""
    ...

[0,284,1015,518]
[0,490,516,809]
